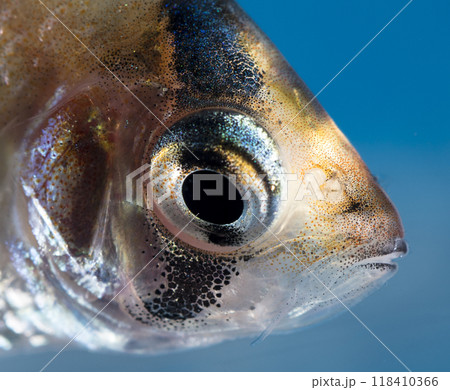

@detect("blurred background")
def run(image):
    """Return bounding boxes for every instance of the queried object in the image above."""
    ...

[1,0,449,371]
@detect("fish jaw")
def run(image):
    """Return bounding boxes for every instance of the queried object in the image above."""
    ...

[284,237,408,328]
[203,236,408,338]
[356,237,408,269]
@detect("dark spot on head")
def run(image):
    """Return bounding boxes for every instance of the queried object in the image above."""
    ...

[345,201,365,214]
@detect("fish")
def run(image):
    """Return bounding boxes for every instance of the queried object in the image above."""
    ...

[0,0,406,354]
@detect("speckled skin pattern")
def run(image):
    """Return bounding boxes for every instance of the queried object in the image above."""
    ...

[0,0,406,353]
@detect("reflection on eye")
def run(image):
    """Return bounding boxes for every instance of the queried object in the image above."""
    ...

[181,170,244,225]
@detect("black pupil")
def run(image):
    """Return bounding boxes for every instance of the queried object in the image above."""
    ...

[182,170,244,225]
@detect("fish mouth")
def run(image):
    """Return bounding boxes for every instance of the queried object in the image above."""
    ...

[356,237,408,271]
[271,238,408,332]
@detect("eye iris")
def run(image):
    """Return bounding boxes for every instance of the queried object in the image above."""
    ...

[148,110,283,249]
[182,170,244,225]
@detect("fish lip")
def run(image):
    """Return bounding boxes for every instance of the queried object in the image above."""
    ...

[357,260,398,271]
[392,237,408,257]
[356,237,408,269]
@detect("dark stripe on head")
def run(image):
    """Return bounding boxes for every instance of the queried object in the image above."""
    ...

[163,0,263,105]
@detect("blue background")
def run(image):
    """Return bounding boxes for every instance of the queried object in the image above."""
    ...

[1,0,449,371]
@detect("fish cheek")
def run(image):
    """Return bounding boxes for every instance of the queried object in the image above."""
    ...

[21,94,110,256]
[136,253,234,323]
[117,209,238,325]
[126,224,239,328]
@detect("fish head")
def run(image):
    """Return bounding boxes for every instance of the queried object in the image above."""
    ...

[105,0,408,342]
[4,0,407,352]
[114,105,407,344]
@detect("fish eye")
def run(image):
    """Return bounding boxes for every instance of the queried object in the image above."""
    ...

[144,110,284,251]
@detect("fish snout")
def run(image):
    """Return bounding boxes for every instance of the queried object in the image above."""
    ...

[386,237,408,257]
[336,169,406,254]
[359,236,408,268]
[312,169,408,269]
